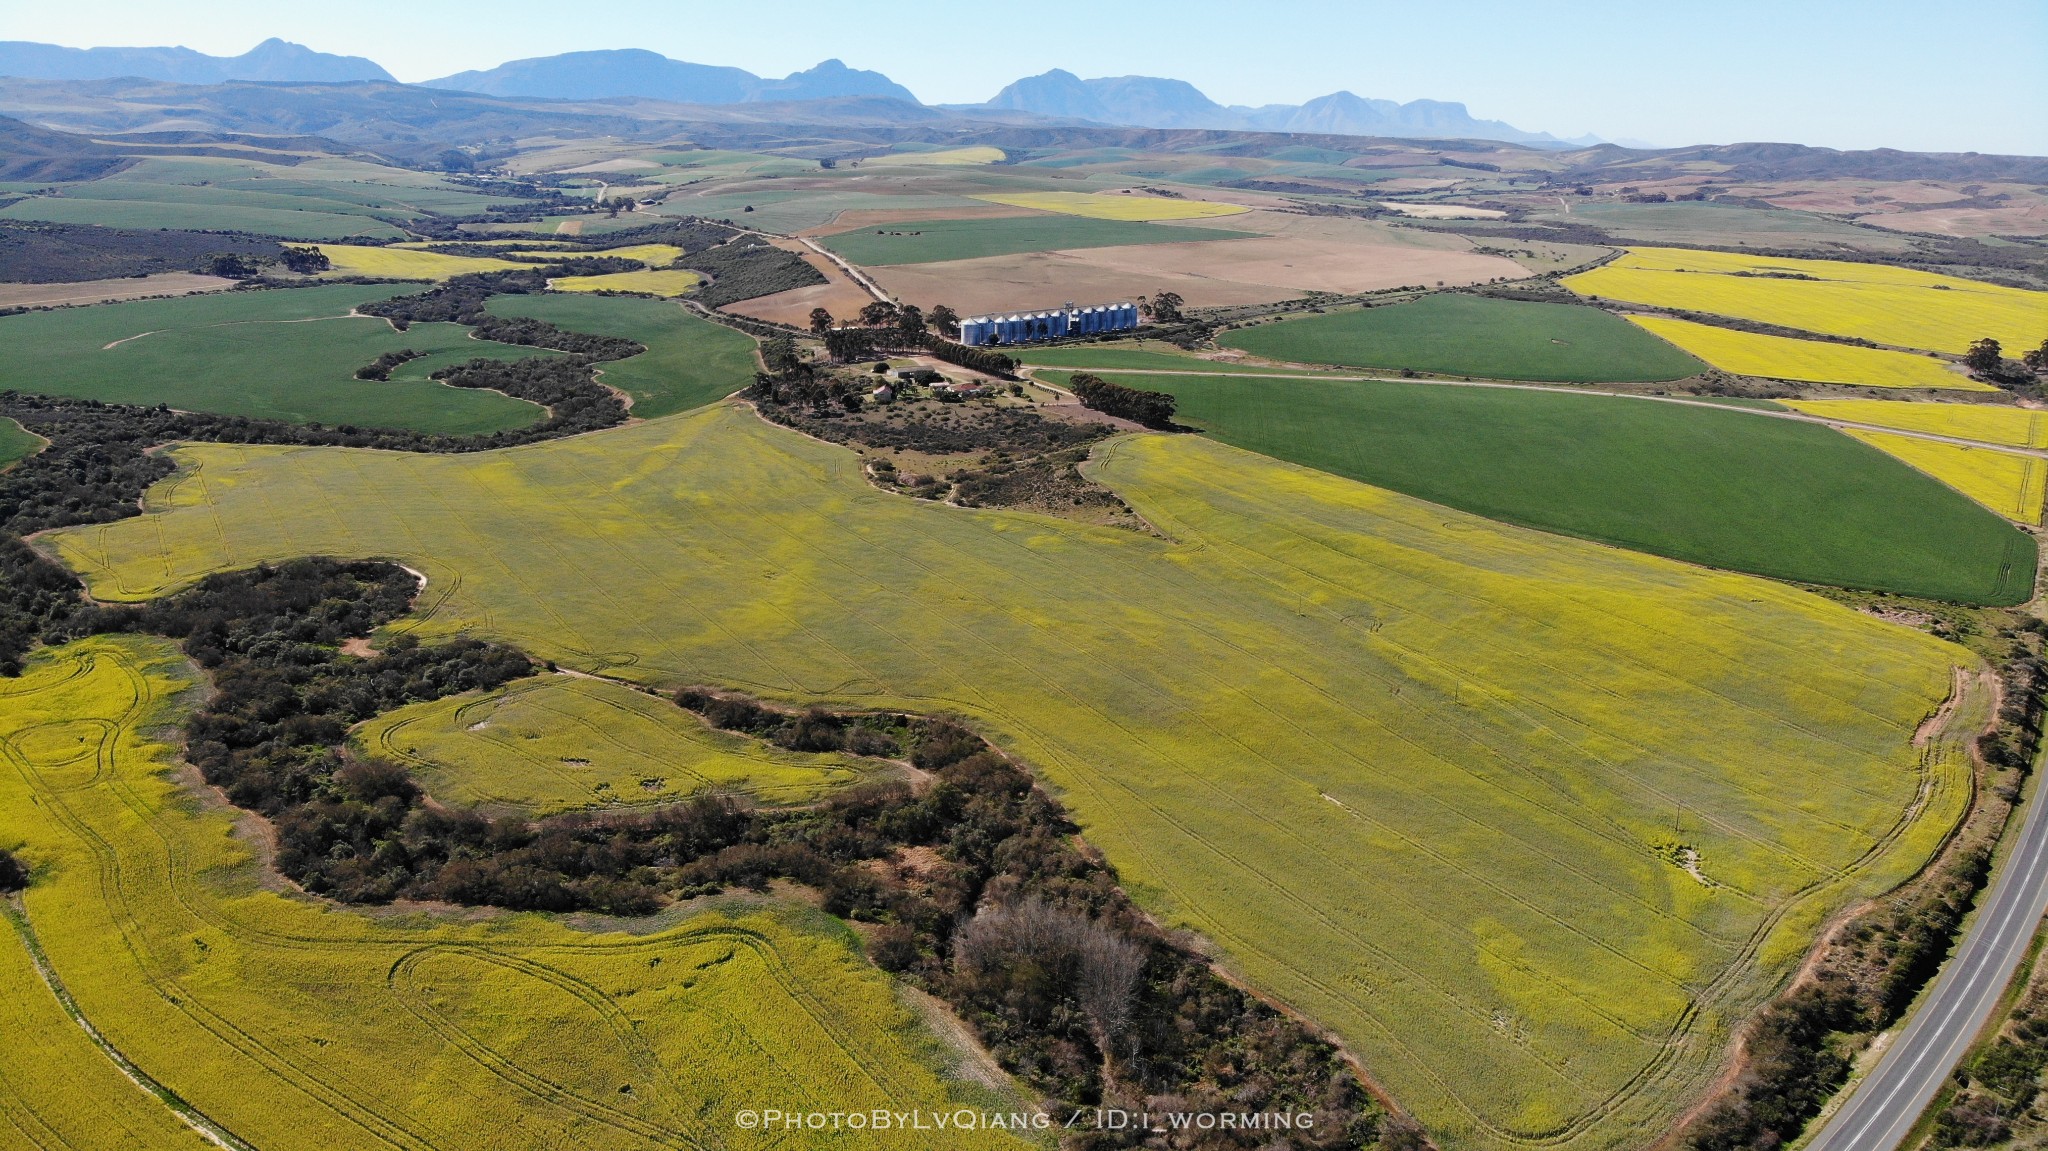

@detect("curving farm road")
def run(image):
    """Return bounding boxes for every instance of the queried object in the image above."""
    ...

[1804,775,2048,1151]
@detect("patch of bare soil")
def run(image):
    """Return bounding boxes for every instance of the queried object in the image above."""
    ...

[871,248,1299,313]
[0,273,237,309]
[869,221,1521,313]
[719,238,880,327]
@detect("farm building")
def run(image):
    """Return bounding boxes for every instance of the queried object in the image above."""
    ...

[959,302,1139,347]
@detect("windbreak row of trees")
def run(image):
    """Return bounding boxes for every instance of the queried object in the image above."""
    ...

[1067,372,1179,429]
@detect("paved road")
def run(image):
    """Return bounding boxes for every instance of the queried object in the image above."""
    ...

[1805,778,2048,1151]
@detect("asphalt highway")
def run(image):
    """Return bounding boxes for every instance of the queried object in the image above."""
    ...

[1805,778,2048,1151]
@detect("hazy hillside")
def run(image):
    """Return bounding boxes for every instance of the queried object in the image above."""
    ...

[423,51,917,105]
[0,38,392,83]
[974,68,1587,144]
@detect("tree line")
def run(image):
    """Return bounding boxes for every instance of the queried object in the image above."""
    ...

[1067,373,1179,429]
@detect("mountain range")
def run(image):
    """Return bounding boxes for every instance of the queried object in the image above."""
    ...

[0,39,1582,145]
[421,50,917,106]
[966,69,1595,145]
[0,38,392,84]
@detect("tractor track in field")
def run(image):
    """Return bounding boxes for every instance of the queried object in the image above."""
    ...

[3,898,259,1151]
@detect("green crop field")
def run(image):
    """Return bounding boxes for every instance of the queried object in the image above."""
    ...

[0,635,1035,1151]
[45,406,1972,1151]
[1529,201,1920,253]
[0,195,408,240]
[0,285,552,434]
[0,155,535,240]
[486,294,760,417]
[1016,343,1353,374]
[1218,294,1708,382]
[1041,371,2033,604]
[359,673,876,815]
[815,215,1257,266]
[0,416,42,468]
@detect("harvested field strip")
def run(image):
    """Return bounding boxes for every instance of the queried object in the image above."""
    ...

[1218,294,1707,383]
[550,269,703,297]
[1040,370,2035,604]
[0,273,237,310]
[1786,399,2048,448]
[1622,315,1991,391]
[0,636,1034,1151]
[484,294,758,418]
[357,673,872,814]
[45,407,1971,1151]
[875,146,1005,165]
[0,285,549,434]
[1842,430,2048,522]
[973,191,1251,220]
[816,215,1257,266]
[1565,247,2047,353]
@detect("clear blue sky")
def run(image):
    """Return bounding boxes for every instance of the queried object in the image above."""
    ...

[8,0,2045,154]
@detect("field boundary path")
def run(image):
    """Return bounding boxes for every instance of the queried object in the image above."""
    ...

[1804,766,2048,1151]
[791,235,891,303]
[1019,366,2048,457]
[3,899,258,1151]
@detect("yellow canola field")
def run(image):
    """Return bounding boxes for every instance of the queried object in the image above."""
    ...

[507,243,685,266]
[1843,430,2047,522]
[1789,399,2048,448]
[359,672,875,815]
[551,269,703,296]
[312,244,529,279]
[45,406,1969,1151]
[1568,247,2047,354]
[0,906,202,1149]
[974,191,1251,220]
[392,239,574,249]
[1625,315,1992,391]
[0,636,1033,1151]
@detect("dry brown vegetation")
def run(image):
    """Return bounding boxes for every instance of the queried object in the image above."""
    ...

[0,272,236,308]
